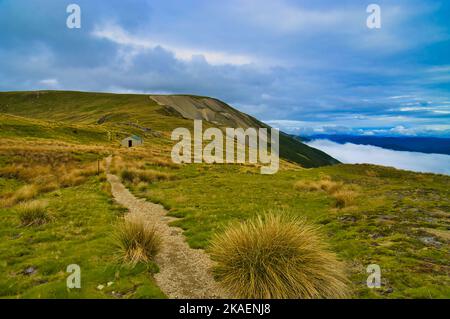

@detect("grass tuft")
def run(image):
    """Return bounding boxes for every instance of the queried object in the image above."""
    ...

[210,212,350,299]
[121,168,173,184]
[114,214,161,265]
[12,184,40,203]
[332,190,357,208]
[120,169,136,182]
[294,179,343,193]
[59,172,86,188]
[294,178,357,208]
[16,200,50,226]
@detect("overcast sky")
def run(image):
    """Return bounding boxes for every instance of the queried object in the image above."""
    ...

[0,0,449,136]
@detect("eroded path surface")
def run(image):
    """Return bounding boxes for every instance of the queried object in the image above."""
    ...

[105,157,225,298]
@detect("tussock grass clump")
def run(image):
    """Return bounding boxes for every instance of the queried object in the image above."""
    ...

[332,190,357,208]
[365,169,378,177]
[110,156,126,174]
[59,171,86,187]
[0,183,42,208]
[120,168,137,182]
[13,184,39,203]
[115,214,161,265]
[98,174,107,183]
[210,213,350,299]
[0,197,14,209]
[137,169,173,183]
[0,165,25,179]
[120,168,173,184]
[37,182,59,193]
[32,173,57,186]
[137,182,148,192]
[77,164,101,177]
[101,178,113,195]
[149,158,180,169]
[17,200,50,226]
[293,180,320,192]
[318,179,343,193]
[294,178,357,208]
[294,179,343,193]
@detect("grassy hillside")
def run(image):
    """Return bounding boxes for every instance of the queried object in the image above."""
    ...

[0,91,338,167]
[0,114,109,144]
[0,90,448,299]
[0,141,165,298]
[117,151,450,299]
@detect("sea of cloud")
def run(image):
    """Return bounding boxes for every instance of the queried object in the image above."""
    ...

[306,139,450,175]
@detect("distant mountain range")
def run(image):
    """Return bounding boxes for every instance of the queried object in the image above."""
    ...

[299,135,450,155]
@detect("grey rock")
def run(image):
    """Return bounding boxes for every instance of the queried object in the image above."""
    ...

[23,266,37,275]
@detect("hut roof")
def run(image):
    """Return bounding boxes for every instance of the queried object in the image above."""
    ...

[125,135,142,141]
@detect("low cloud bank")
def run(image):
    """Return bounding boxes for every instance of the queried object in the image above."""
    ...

[306,139,450,175]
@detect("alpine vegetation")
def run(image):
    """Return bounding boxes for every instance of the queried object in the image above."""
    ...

[171,120,279,174]
[114,214,162,265]
[16,200,50,226]
[210,213,350,299]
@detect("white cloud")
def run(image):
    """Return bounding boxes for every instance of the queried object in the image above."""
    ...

[230,0,352,32]
[266,119,450,137]
[92,24,255,66]
[433,110,450,114]
[388,95,415,100]
[425,65,450,73]
[38,78,59,87]
[306,139,450,175]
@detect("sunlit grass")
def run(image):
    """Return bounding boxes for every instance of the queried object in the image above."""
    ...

[114,214,162,265]
[210,212,350,299]
[16,200,50,226]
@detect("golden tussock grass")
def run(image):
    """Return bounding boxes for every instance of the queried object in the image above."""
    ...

[0,163,101,206]
[12,184,40,203]
[294,178,343,193]
[0,165,53,183]
[58,163,102,188]
[136,182,148,192]
[0,143,107,197]
[114,214,161,265]
[16,200,50,226]
[111,151,180,174]
[150,157,180,168]
[0,197,15,209]
[59,171,86,188]
[210,213,350,299]
[294,178,358,208]
[101,180,112,196]
[76,167,99,177]
[0,165,27,179]
[36,182,59,193]
[98,173,107,182]
[332,190,357,208]
[293,180,321,192]
[109,155,125,174]
[0,142,112,217]
[32,173,58,186]
[120,168,173,184]
[365,170,378,177]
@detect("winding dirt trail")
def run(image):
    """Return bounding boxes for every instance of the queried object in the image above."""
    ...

[105,157,226,299]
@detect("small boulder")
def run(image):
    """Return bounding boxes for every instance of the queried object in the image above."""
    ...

[23,266,37,275]
[420,236,442,247]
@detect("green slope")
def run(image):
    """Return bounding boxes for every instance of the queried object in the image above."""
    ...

[0,90,338,168]
[1,91,449,299]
